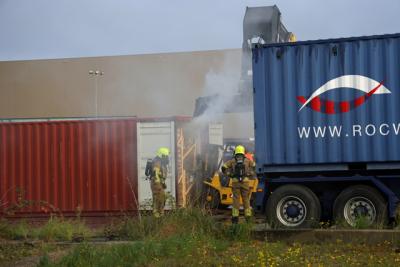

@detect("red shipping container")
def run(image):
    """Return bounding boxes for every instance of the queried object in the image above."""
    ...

[0,118,138,217]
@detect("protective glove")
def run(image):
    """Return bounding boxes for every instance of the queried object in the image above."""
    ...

[221,166,227,174]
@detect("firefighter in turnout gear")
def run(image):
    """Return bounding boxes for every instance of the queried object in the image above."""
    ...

[221,145,256,224]
[148,147,170,218]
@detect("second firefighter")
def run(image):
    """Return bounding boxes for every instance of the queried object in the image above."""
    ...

[222,145,256,224]
[146,147,170,218]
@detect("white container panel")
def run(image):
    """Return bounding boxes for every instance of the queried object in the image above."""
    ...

[137,121,176,209]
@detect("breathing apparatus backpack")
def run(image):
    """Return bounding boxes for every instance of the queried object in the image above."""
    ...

[145,158,153,179]
[234,157,245,182]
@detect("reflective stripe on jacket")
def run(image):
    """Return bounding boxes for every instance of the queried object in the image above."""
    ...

[151,156,167,183]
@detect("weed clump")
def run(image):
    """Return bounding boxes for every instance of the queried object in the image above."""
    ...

[104,207,223,241]
[36,217,91,241]
[0,219,30,240]
[224,222,253,241]
[39,234,229,267]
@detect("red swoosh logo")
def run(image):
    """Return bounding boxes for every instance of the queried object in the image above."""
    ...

[297,82,384,114]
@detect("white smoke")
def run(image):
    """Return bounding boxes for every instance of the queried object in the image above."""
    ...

[192,55,240,126]
[189,54,255,141]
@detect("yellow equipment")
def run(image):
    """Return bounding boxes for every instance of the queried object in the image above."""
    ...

[204,172,258,207]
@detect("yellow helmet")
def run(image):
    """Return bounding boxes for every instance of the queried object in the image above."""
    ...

[234,145,245,155]
[157,147,170,157]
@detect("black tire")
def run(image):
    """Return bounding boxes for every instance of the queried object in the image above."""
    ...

[333,185,387,228]
[266,184,321,229]
[204,188,221,210]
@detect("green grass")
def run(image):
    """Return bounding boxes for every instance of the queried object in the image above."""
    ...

[3,208,400,266]
[34,208,400,266]
[353,215,373,229]
[333,215,386,230]
[0,216,92,241]
[0,242,58,264]
[37,234,229,267]
[104,207,230,241]
[35,238,400,267]
[35,217,92,241]
[0,219,31,240]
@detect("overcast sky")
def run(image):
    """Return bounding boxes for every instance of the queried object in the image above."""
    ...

[0,0,399,61]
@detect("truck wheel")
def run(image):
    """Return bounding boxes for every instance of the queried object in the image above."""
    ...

[333,185,387,228]
[266,185,321,228]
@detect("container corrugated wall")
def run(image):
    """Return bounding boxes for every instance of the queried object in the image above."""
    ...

[253,34,400,173]
[0,118,138,216]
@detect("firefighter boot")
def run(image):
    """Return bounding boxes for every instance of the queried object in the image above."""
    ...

[231,216,239,224]
[244,208,252,223]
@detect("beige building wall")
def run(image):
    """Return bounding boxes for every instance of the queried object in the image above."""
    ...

[0,49,241,119]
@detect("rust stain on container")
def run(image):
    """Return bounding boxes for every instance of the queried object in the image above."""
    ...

[0,118,138,216]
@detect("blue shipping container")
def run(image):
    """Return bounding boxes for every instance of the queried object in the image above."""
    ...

[252,34,400,173]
